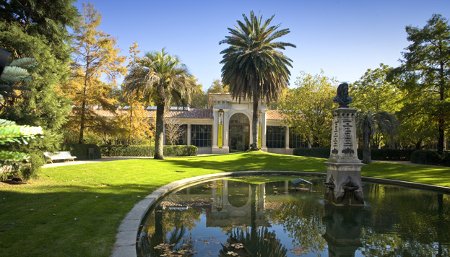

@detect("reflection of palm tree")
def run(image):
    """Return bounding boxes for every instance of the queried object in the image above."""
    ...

[219,227,287,257]
[219,184,287,257]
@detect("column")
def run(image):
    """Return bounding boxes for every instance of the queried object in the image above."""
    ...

[212,109,218,148]
[187,124,191,145]
[261,111,267,151]
[223,110,230,152]
[285,126,290,149]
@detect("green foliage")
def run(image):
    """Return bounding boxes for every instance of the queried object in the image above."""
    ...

[410,150,450,166]
[279,72,336,147]
[100,144,197,157]
[101,144,153,157]
[0,119,43,180]
[293,147,414,161]
[390,14,450,152]
[163,145,197,156]
[220,11,295,149]
[66,144,101,160]
[293,148,330,158]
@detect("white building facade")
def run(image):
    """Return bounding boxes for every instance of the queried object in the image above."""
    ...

[149,93,306,154]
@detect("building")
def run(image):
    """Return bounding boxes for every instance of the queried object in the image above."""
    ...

[149,93,305,154]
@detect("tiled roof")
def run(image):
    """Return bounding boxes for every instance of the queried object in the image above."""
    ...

[266,110,284,120]
[148,108,213,119]
[93,108,283,120]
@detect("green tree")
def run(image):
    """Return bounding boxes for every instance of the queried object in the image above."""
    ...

[0,0,78,151]
[66,3,126,144]
[188,76,208,108]
[357,112,399,164]
[123,49,194,159]
[220,11,295,150]
[390,14,450,153]
[207,79,229,94]
[351,64,401,160]
[279,72,335,147]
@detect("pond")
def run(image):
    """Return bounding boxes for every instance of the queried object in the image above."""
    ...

[137,175,450,257]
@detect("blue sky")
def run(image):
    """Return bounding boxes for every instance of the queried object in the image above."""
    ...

[75,0,449,90]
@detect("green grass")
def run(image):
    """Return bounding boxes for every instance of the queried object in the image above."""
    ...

[0,151,449,257]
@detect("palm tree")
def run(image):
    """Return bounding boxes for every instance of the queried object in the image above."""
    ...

[220,11,295,150]
[123,49,194,159]
[357,111,399,164]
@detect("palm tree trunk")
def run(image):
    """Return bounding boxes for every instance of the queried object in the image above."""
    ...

[251,95,259,150]
[362,125,372,164]
[154,103,165,159]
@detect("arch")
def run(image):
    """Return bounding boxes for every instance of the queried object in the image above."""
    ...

[229,113,250,152]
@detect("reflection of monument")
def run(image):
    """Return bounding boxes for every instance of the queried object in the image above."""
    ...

[207,180,267,227]
[325,83,364,205]
[322,203,365,257]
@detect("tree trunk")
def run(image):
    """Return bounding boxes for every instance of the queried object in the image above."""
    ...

[362,118,372,164]
[437,62,445,153]
[78,78,88,144]
[154,103,165,159]
[251,95,259,150]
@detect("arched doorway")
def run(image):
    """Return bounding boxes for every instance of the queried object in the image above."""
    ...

[229,113,250,152]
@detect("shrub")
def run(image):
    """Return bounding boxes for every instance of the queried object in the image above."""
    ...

[67,144,101,160]
[163,145,197,156]
[357,149,415,161]
[101,145,153,157]
[100,145,197,157]
[410,150,449,166]
[293,148,330,158]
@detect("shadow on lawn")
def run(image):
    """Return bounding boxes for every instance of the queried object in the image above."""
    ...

[164,152,327,173]
[0,183,158,257]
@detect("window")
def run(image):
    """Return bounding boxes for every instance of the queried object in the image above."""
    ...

[191,125,212,147]
[289,128,308,148]
[266,126,286,148]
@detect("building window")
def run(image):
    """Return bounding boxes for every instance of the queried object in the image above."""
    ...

[191,125,212,147]
[266,126,286,148]
[289,128,307,148]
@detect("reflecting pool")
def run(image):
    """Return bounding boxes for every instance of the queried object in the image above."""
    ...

[137,175,450,257]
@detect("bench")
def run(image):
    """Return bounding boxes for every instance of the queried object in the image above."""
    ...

[44,151,77,163]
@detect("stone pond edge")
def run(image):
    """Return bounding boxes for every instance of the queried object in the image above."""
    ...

[111,170,450,257]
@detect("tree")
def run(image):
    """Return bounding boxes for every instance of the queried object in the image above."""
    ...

[123,49,194,159]
[0,56,43,180]
[351,64,402,151]
[390,14,450,153]
[165,118,184,145]
[279,72,335,148]
[220,11,295,150]
[66,3,126,144]
[357,112,399,164]
[188,76,208,108]
[207,79,229,94]
[0,0,78,151]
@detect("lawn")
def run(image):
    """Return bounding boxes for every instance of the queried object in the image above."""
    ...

[0,151,449,257]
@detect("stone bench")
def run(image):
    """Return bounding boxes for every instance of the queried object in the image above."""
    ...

[44,151,77,163]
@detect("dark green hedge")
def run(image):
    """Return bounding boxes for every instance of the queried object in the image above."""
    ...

[293,148,330,158]
[67,144,101,160]
[293,148,415,161]
[410,150,450,166]
[100,145,197,157]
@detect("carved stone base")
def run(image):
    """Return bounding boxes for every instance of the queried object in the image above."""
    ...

[325,162,364,206]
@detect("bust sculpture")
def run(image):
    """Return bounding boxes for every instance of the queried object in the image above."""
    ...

[333,82,352,108]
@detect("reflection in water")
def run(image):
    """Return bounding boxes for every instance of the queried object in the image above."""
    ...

[137,176,450,257]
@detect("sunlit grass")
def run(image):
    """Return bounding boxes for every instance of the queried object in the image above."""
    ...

[0,151,449,257]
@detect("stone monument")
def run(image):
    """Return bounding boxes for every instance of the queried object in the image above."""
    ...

[325,83,364,205]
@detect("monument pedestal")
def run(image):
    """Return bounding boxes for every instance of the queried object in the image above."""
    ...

[325,108,364,206]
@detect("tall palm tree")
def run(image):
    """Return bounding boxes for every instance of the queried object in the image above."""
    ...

[357,111,399,164]
[220,11,295,150]
[123,49,193,159]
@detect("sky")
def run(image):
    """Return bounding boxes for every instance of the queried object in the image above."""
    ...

[75,0,449,90]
